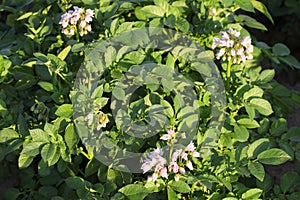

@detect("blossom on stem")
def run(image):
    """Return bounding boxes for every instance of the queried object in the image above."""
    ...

[212,28,254,64]
[59,6,94,37]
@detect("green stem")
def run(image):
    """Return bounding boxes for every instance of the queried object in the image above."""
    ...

[75,27,80,42]
[81,151,91,160]
[226,61,232,91]
[226,60,232,79]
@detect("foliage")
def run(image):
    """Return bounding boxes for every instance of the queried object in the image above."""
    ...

[0,0,300,199]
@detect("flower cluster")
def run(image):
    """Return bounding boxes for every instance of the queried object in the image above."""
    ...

[59,6,94,37]
[212,28,254,64]
[141,142,200,182]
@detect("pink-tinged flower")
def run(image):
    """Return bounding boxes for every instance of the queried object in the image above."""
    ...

[167,129,175,136]
[246,45,254,53]
[241,36,251,47]
[240,54,246,62]
[180,152,188,161]
[191,151,200,158]
[174,174,180,181]
[141,162,152,173]
[170,161,179,173]
[212,38,221,49]
[151,173,158,181]
[226,40,234,47]
[147,175,153,182]
[80,21,87,28]
[179,167,186,174]
[236,48,244,55]
[186,160,193,170]
[172,149,182,162]
[160,134,171,140]
[160,167,168,179]
[230,49,236,56]
[220,31,229,40]
[85,9,94,22]
[216,48,226,60]
[186,142,195,152]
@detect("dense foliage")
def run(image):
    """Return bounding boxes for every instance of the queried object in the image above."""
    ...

[0,0,300,199]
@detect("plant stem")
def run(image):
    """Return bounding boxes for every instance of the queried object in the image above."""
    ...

[226,60,232,79]
[226,60,232,91]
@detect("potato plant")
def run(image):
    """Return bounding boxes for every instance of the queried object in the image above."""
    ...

[0,0,300,199]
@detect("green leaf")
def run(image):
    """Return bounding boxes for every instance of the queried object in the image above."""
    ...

[235,15,267,30]
[241,188,262,199]
[285,127,300,142]
[141,5,165,18]
[119,184,150,200]
[279,55,300,69]
[280,171,300,193]
[168,180,191,193]
[3,188,20,200]
[17,12,33,20]
[17,115,29,137]
[41,143,57,164]
[38,159,51,176]
[248,161,265,182]
[30,129,50,143]
[58,45,71,61]
[247,138,271,158]
[250,98,273,116]
[257,69,275,83]
[257,148,291,165]
[257,118,270,134]
[167,187,179,200]
[65,176,86,190]
[270,118,287,136]
[21,142,44,156]
[243,87,263,99]
[237,118,260,129]
[38,81,54,92]
[251,0,274,24]
[112,87,125,100]
[235,0,254,12]
[272,43,290,56]
[18,153,34,168]
[65,123,79,150]
[0,129,19,143]
[233,125,249,142]
[176,17,190,33]
[55,104,73,118]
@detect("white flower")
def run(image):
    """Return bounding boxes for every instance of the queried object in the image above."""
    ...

[180,152,188,161]
[186,142,195,152]
[216,48,226,60]
[179,167,186,174]
[191,151,200,158]
[174,174,180,181]
[171,149,182,162]
[186,160,193,170]
[160,167,168,179]
[160,134,171,140]
[170,161,179,173]
[241,36,251,47]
